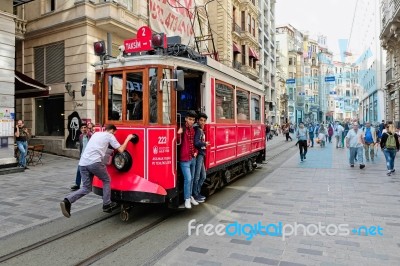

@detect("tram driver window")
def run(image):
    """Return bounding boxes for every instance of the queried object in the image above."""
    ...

[126,72,143,121]
[108,74,123,121]
[236,89,249,120]
[216,82,233,120]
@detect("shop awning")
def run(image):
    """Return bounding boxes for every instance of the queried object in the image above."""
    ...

[233,43,241,54]
[15,71,50,99]
[249,47,259,61]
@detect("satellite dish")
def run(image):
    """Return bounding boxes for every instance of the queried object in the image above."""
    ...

[81,78,87,97]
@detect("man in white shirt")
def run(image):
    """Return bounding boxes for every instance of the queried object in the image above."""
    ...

[60,124,134,218]
[346,122,365,169]
[334,122,344,148]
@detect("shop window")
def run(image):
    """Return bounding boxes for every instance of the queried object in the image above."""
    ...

[35,95,64,136]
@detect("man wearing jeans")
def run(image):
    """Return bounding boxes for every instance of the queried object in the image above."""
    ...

[193,113,209,203]
[362,121,377,161]
[178,111,198,209]
[346,122,365,169]
[60,124,134,218]
[15,120,30,169]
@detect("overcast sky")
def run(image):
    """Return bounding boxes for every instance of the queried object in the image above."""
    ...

[275,0,358,58]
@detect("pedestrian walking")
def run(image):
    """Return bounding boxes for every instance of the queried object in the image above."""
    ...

[178,111,199,209]
[362,121,377,162]
[334,122,344,148]
[70,123,93,191]
[284,123,292,141]
[345,122,365,169]
[296,122,309,162]
[308,123,315,147]
[328,124,334,143]
[380,124,399,176]
[60,124,134,218]
[193,112,209,203]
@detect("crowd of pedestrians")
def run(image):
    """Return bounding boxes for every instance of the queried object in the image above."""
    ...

[266,119,400,175]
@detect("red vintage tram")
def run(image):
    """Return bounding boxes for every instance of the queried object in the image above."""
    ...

[91,36,266,221]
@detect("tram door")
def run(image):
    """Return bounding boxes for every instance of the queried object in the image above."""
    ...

[177,75,203,126]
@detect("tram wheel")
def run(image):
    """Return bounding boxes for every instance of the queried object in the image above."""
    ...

[120,210,129,222]
[247,159,253,172]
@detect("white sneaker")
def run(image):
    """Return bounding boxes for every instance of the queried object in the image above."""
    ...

[184,199,191,209]
[190,196,199,206]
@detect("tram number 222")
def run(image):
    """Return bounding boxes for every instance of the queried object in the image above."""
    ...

[158,136,167,144]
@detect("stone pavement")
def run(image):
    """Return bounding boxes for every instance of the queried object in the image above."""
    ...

[155,141,400,266]
[0,153,102,239]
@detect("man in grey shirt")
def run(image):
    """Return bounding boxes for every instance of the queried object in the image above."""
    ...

[346,122,365,169]
[60,124,134,218]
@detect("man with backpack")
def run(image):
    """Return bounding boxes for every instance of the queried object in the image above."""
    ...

[346,122,365,169]
[362,121,377,162]
[380,123,400,176]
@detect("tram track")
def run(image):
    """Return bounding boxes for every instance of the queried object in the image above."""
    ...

[0,212,119,264]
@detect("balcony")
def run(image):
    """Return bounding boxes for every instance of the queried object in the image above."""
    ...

[232,21,241,35]
[15,17,27,40]
[241,65,259,80]
[233,61,242,71]
[381,0,400,41]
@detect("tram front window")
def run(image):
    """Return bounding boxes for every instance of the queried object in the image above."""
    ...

[108,74,123,121]
[126,72,144,121]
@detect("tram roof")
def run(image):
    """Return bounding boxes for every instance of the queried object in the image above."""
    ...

[94,54,262,92]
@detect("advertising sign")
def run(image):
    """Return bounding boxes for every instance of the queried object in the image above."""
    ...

[149,0,195,45]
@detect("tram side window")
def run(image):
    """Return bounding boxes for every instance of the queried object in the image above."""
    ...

[236,89,249,120]
[108,74,123,121]
[162,68,172,124]
[251,94,261,121]
[149,68,158,123]
[126,72,143,121]
[216,82,234,119]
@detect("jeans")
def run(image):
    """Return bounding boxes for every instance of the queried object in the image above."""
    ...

[16,140,28,167]
[180,158,196,200]
[74,166,81,186]
[309,134,314,147]
[349,147,364,165]
[66,162,112,205]
[193,154,206,197]
[298,140,307,160]
[364,143,375,160]
[383,148,396,171]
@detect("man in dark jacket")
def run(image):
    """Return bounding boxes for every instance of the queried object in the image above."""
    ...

[70,123,93,191]
[193,113,209,203]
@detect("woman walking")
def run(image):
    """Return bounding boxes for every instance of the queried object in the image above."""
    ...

[284,123,292,141]
[328,124,334,143]
[380,124,400,176]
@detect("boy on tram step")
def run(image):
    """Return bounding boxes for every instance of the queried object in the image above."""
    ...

[193,112,210,203]
[178,110,199,209]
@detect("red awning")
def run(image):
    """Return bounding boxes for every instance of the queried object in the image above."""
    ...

[15,71,50,99]
[233,43,241,54]
[249,47,259,61]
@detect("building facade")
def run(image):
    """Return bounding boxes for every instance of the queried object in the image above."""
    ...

[381,0,400,125]
[348,0,385,125]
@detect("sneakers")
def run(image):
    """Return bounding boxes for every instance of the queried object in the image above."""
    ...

[303,155,306,160]
[391,169,395,173]
[193,195,205,203]
[60,199,71,218]
[190,196,199,206]
[360,164,365,169]
[350,164,354,167]
[184,199,191,209]
[103,202,118,213]
[70,185,80,191]
[25,166,29,169]
[387,171,392,176]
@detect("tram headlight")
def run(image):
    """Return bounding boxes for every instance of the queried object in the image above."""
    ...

[113,151,132,172]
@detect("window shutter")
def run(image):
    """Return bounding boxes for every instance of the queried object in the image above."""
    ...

[46,42,64,84]
[34,47,45,84]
